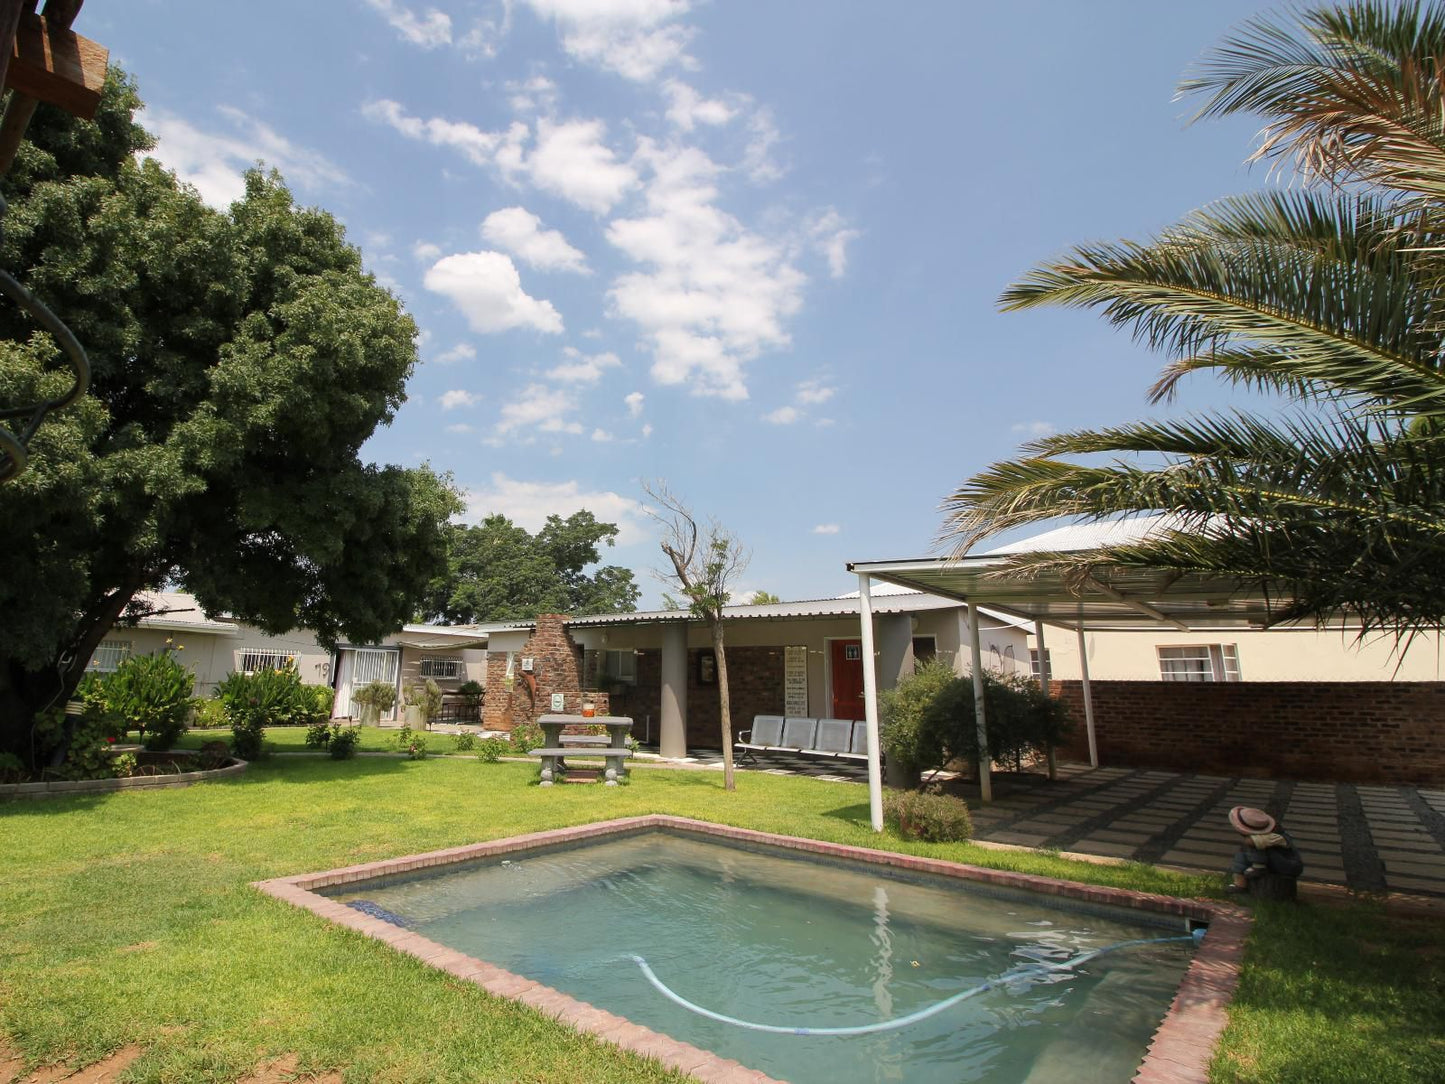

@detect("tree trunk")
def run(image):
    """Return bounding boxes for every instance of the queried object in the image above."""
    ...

[712,618,735,791]
[0,584,141,768]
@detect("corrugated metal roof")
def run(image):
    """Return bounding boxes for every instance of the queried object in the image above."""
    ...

[130,592,240,636]
[980,514,1183,556]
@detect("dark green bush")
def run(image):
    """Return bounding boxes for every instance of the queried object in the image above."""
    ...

[214,664,316,759]
[456,680,485,720]
[884,789,973,842]
[453,731,477,752]
[879,659,1072,775]
[327,724,360,760]
[304,722,332,750]
[476,736,509,763]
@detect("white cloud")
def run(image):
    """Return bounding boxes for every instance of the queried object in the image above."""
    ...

[434,343,477,365]
[742,107,785,183]
[1011,420,1055,437]
[641,422,654,438]
[663,80,735,130]
[463,472,650,543]
[548,347,622,383]
[413,241,442,262]
[507,75,558,113]
[496,383,583,435]
[481,206,590,273]
[524,0,696,82]
[796,379,835,405]
[606,140,805,399]
[424,251,564,334]
[362,0,452,47]
[141,106,349,209]
[763,406,798,425]
[440,389,483,410]
[624,391,645,416]
[808,209,860,279]
[445,423,475,434]
[363,99,528,169]
[591,428,614,442]
[813,523,840,535]
[365,103,634,215]
[528,118,637,214]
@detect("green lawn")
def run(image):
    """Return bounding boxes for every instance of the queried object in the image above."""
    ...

[2,753,1441,1083]
[168,724,480,755]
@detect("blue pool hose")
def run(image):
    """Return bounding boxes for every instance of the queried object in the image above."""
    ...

[629,926,1206,1037]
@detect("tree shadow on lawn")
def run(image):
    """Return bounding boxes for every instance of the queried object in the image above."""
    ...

[820,800,876,829]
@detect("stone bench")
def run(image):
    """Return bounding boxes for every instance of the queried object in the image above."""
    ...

[529,747,633,787]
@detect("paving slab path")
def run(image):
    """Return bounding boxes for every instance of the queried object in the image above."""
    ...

[668,749,1445,898]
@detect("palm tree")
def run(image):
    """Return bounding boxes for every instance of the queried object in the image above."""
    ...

[941,2,1445,636]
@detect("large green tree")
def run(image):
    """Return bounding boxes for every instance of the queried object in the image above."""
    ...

[0,71,460,766]
[424,510,639,622]
[942,2,1445,637]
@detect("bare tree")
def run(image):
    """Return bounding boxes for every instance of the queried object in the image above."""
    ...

[642,481,749,790]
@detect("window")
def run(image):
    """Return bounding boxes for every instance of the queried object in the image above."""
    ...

[241,648,295,674]
[1030,648,1053,680]
[912,636,937,664]
[88,639,132,673]
[598,649,636,684]
[1158,644,1241,683]
[419,655,462,679]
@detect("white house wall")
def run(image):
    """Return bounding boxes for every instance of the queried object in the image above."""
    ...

[1035,626,1445,682]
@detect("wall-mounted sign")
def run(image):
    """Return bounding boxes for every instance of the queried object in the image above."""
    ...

[550,692,565,712]
[784,645,808,716]
[521,657,535,672]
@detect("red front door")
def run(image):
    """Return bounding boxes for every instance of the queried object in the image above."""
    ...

[830,639,865,719]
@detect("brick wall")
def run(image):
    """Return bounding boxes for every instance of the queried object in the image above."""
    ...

[481,615,607,731]
[1050,680,1445,784]
[630,645,787,748]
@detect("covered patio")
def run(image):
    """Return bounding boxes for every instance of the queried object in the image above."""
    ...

[847,523,1289,831]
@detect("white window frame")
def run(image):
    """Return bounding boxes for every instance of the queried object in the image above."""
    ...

[419,654,462,679]
[1158,644,1241,683]
[89,639,132,673]
[1029,648,1052,680]
[241,648,296,675]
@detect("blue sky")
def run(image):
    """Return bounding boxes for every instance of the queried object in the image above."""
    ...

[100,1,1280,607]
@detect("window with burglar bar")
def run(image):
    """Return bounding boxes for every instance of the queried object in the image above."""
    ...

[241,648,295,674]
[1158,644,1240,682]
[419,655,462,679]
[88,639,132,673]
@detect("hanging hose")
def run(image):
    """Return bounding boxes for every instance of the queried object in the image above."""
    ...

[629,927,1205,1038]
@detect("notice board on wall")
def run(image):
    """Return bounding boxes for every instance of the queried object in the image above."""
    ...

[784,645,808,716]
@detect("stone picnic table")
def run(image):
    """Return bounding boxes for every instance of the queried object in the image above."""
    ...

[532,714,634,786]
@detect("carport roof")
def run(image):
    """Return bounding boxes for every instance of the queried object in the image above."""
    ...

[847,517,1288,632]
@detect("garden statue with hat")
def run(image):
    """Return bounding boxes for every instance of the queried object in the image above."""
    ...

[1226,805,1305,894]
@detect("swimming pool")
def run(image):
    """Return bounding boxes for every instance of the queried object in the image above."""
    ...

[257,816,1248,1083]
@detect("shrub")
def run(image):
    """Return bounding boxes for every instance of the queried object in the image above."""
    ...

[301,684,335,727]
[509,722,542,754]
[884,789,973,842]
[879,659,1073,776]
[456,680,485,720]
[476,736,509,763]
[453,731,477,752]
[328,724,361,760]
[391,725,428,759]
[214,664,315,759]
[304,722,333,750]
[106,645,195,751]
[192,699,228,729]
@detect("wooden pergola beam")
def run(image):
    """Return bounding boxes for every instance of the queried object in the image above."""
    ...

[5,5,107,117]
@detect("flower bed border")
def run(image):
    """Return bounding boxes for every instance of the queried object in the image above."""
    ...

[256,814,1249,1084]
[0,755,247,800]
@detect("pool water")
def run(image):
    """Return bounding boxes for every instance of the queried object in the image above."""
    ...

[327,832,1195,1083]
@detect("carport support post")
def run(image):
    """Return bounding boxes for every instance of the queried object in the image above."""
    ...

[1076,626,1098,767]
[858,573,884,832]
[659,620,688,759]
[1035,620,1056,781]
[967,602,992,803]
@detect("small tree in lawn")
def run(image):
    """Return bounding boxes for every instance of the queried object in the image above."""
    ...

[643,482,749,791]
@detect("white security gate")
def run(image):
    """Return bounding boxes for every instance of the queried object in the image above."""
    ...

[335,648,399,720]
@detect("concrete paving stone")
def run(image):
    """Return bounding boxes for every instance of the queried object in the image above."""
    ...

[1086,829,1154,844]
[1374,840,1442,855]
[1380,858,1445,878]
[984,831,1053,846]
[1015,814,1085,827]
[1070,838,1141,857]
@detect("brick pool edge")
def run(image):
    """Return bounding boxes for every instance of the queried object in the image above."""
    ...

[254,815,1250,1084]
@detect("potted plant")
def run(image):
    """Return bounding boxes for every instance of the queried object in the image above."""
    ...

[405,678,444,730]
[352,680,396,727]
